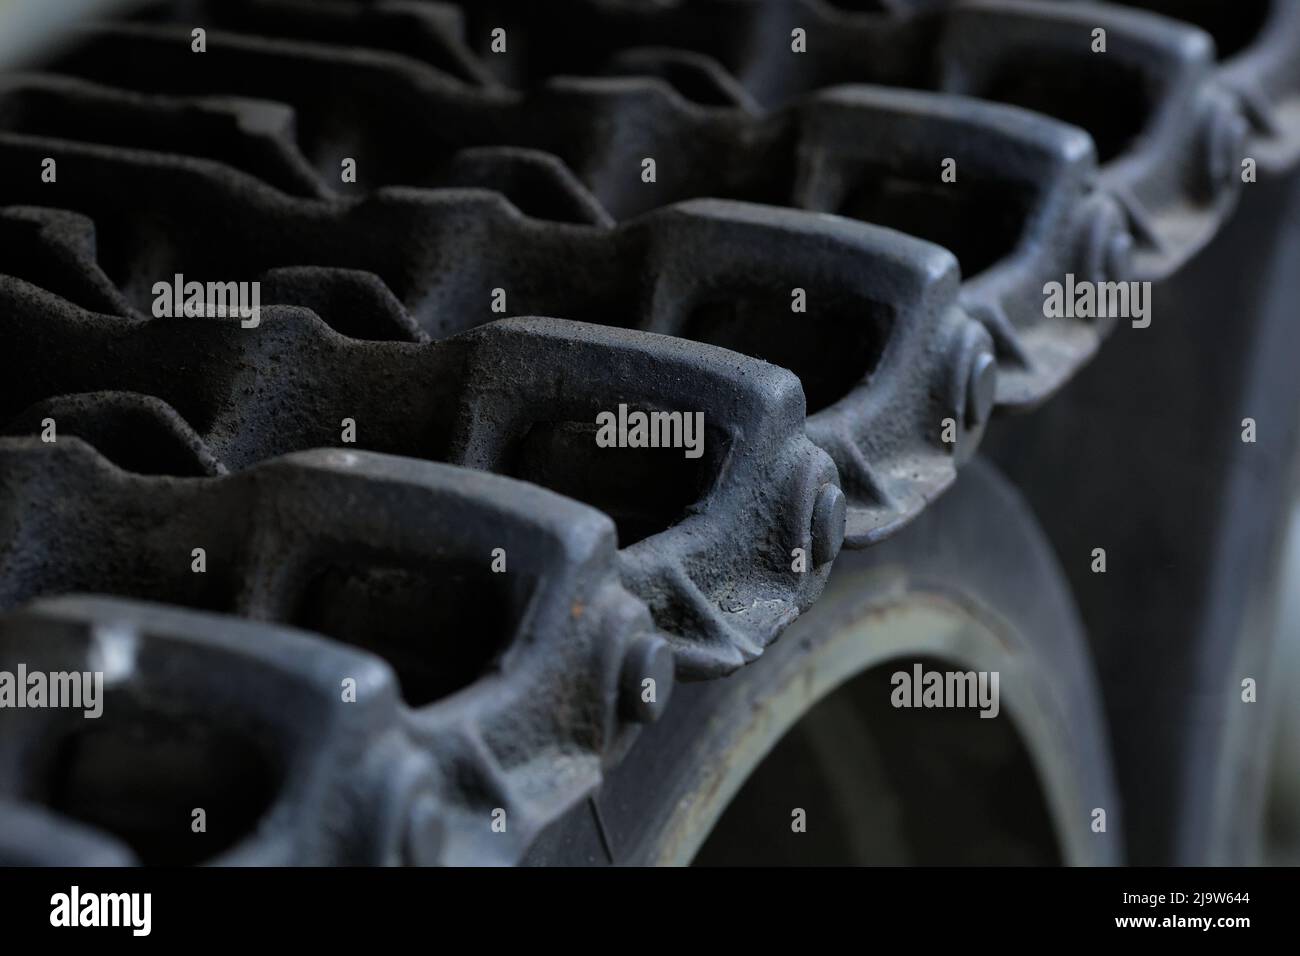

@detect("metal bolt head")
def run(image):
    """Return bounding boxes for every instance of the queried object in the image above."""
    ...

[1105,229,1134,282]
[964,350,997,430]
[402,793,444,867]
[1084,200,1133,286]
[620,634,674,723]
[811,482,846,567]
[1206,100,1248,192]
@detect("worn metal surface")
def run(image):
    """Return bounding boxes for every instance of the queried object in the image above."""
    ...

[0,0,1297,866]
[0,128,976,548]
[403,0,1249,279]
[0,449,668,865]
[524,459,1121,866]
[2,15,1113,411]
[0,273,840,676]
[1053,0,1300,175]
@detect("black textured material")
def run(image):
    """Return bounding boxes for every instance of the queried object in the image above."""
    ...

[0,459,658,865]
[397,0,1256,278]
[4,15,1116,410]
[0,0,1297,866]
[0,130,979,546]
[1055,0,1300,174]
[0,278,839,675]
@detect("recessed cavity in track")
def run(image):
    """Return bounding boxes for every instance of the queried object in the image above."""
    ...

[505,419,727,548]
[681,290,892,414]
[1118,0,1272,59]
[292,558,534,707]
[978,55,1153,165]
[835,168,1033,279]
[37,698,280,865]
